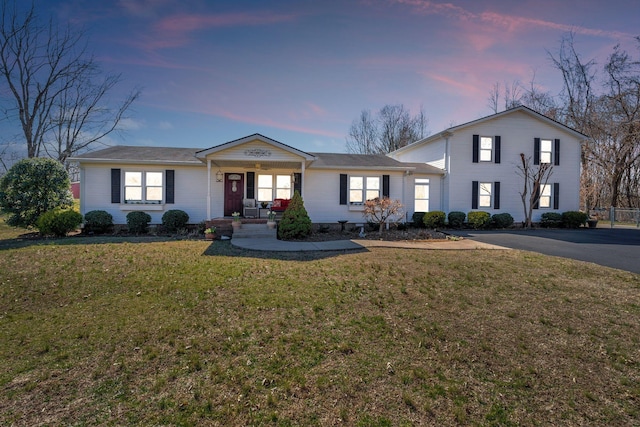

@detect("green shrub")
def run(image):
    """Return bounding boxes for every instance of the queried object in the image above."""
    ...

[0,157,72,228]
[412,212,426,228]
[36,209,83,237]
[278,191,312,240]
[162,209,189,232]
[540,212,563,228]
[84,210,114,234]
[126,211,152,234]
[491,213,514,229]
[447,211,466,228]
[423,211,446,229]
[562,211,588,229]
[467,211,491,229]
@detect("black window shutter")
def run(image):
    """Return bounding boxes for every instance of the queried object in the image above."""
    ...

[472,181,478,209]
[494,181,500,209]
[533,186,540,209]
[494,136,501,164]
[111,169,121,203]
[339,174,347,205]
[382,175,390,197]
[165,170,175,204]
[472,134,479,163]
[553,183,560,209]
[554,139,560,165]
[294,173,302,194]
[246,172,255,199]
[534,138,541,165]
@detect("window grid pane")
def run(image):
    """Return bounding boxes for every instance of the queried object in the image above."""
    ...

[541,139,552,164]
[479,182,492,207]
[480,137,492,161]
[257,174,273,201]
[414,178,429,212]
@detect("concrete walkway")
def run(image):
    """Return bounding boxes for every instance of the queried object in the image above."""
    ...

[230,224,506,252]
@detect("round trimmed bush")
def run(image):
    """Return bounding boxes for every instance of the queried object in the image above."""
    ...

[540,212,563,228]
[491,213,514,229]
[467,211,491,229]
[126,211,152,234]
[162,209,189,232]
[562,211,588,229]
[447,211,466,229]
[423,211,446,229]
[36,209,83,237]
[412,212,426,228]
[84,210,114,234]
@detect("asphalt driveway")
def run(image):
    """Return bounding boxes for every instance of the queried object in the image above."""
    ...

[460,227,640,274]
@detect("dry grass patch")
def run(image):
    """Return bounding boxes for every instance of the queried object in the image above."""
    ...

[0,236,639,426]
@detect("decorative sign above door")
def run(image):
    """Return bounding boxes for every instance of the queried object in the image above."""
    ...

[244,149,271,158]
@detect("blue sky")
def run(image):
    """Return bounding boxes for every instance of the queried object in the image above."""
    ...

[21,0,640,153]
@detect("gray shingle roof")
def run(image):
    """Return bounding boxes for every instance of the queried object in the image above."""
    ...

[73,146,202,164]
[72,145,445,174]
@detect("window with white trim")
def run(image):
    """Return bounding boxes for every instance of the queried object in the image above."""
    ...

[479,182,492,208]
[414,178,429,212]
[257,174,292,201]
[349,176,380,204]
[124,171,163,203]
[480,137,493,162]
[276,175,292,199]
[540,139,553,164]
[539,184,552,208]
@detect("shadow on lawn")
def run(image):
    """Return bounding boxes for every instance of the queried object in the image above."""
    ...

[202,240,368,261]
[0,233,368,261]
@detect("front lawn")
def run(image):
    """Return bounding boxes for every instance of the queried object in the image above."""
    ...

[0,231,638,425]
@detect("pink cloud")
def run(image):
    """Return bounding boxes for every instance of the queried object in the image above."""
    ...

[392,0,636,51]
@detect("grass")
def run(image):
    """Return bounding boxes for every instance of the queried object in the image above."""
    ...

[0,216,639,425]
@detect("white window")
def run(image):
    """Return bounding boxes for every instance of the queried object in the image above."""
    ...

[349,176,380,204]
[257,174,273,202]
[540,139,553,164]
[414,178,429,212]
[539,184,552,208]
[480,136,493,162]
[479,182,492,208]
[258,174,292,201]
[124,171,163,203]
[276,175,292,199]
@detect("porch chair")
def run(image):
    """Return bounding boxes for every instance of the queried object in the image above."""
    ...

[243,199,258,218]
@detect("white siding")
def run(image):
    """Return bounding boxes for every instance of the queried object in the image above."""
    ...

[81,163,208,224]
[391,139,446,169]
[303,169,413,223]
[446,110,582,222]
[214,140,304,162]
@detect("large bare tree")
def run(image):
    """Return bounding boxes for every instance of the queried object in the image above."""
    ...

[0,0,140,168]
[346,104,428,154]
[549,33,640,209]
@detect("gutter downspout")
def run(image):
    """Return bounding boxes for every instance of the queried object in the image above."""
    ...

[207,159,211,220]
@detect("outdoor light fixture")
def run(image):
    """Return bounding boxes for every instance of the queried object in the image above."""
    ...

[291,171,297,183]
[215,170,223,182]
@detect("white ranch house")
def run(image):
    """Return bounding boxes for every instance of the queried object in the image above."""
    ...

[73,106,587,226]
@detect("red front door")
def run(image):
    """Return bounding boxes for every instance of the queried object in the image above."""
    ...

[223,173,244,217]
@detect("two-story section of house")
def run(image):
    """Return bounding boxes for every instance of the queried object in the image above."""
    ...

[389,106,587,223]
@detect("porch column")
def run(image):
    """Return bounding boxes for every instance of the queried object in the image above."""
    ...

[207,159,211,219]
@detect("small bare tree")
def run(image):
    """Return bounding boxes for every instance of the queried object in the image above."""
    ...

[363,197,404,235]
[517,153,553,228]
